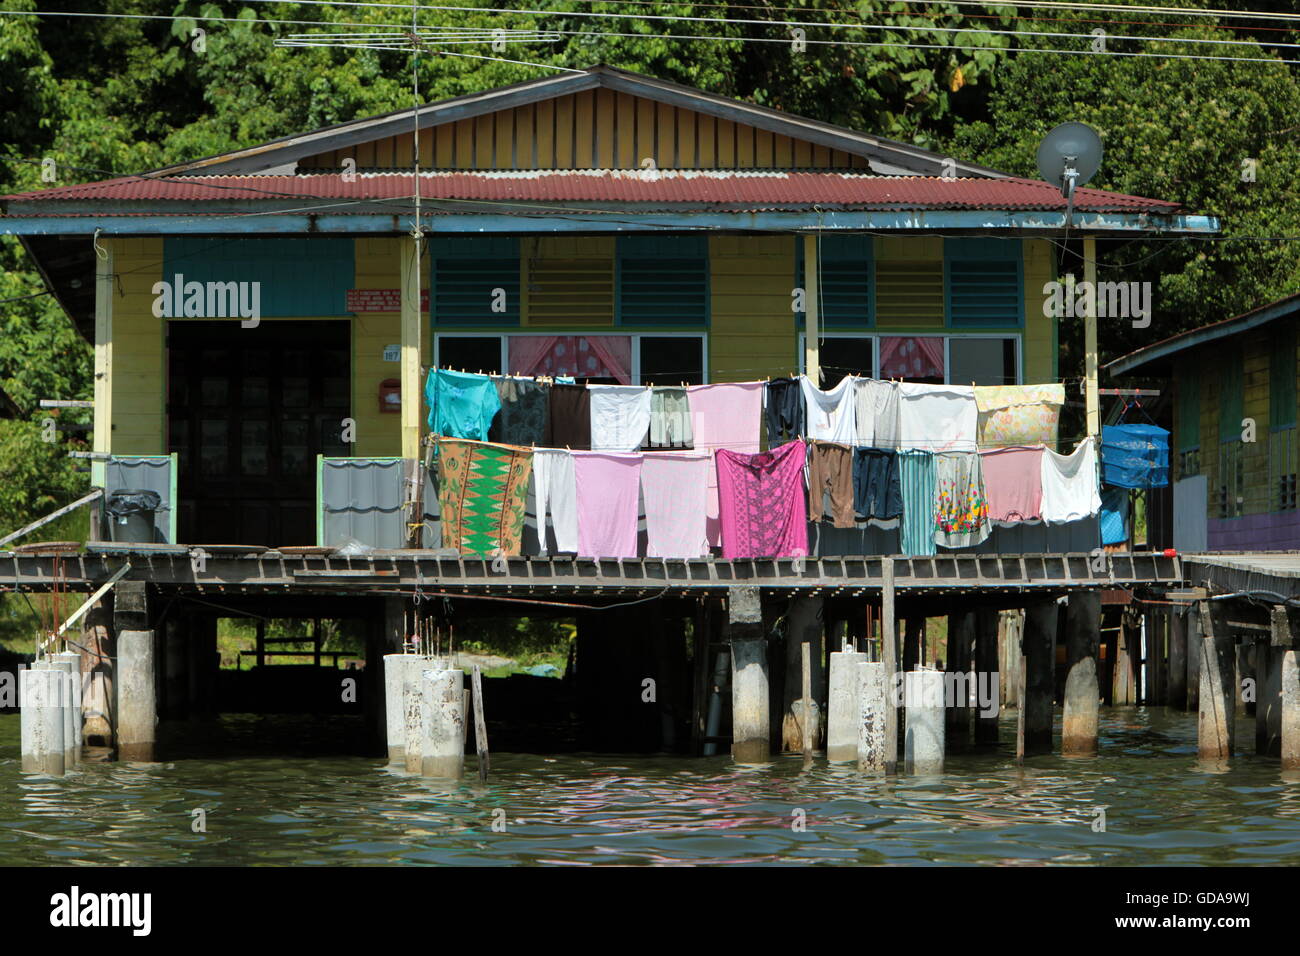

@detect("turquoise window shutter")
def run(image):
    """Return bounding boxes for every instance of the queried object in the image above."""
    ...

[945,238,1023,328]
[429,237,520,326]
[616,234,708,326]
[795,234,872,328]
[163,238,354,317]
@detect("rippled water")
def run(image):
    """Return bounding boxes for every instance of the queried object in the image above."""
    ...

[3,709,1300,865]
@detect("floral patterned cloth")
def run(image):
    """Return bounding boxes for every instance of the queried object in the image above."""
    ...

[933,451,990,548]
[973,384,1065,449]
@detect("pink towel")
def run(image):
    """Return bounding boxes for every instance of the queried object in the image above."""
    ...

[715,440,809,559]
[980,446,1044,522]
[640,452,711,558]
[573,452,643,558]
[686,382,764,546]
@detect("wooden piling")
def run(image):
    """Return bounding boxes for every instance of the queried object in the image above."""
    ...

[945,610,974,749]
[1196,600,1235,763]
[1235,644,1254,719]
[1168,609,1189,710]
[472,665,489,780]
[1112,608,1138,706]
[1257,643,1282,758]
[800,642,813,761]
[974,608,1000,746]
[782,595,824,752]
[1186,609,1202,712]
[903,617,923,673]
[1062,591,1101,756]
[1021,600,1057,757]
[729,586,769,763]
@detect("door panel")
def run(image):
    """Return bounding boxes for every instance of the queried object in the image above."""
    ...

[168,320,351,546]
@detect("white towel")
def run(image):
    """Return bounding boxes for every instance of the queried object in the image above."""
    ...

[800,374,857,444]
[588,384,652,452]
[532,449,578,552]
[897,382,977,452]
[1040,437,1102,524]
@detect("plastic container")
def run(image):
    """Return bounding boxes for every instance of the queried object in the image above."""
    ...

[105,489,161,544]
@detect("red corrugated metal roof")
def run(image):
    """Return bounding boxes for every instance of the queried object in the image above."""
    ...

[1,170,1181,213]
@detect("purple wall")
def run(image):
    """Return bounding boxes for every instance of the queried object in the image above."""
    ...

[1208,509,1300,551]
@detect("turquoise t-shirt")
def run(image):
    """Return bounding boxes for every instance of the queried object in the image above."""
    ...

[426,369,502,440]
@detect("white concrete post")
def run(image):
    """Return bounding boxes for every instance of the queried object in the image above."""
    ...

[20,665,65,776]
[904,669,945,774]
[827,650,867,762]
[856,661,888,774]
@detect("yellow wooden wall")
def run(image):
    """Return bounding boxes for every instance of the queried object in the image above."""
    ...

[298,91,872,171]
[1022,239,1056,385]
[708,235,797,382]
[109,237,166,455]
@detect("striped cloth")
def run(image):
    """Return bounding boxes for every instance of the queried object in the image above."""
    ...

[437,438,534,556]
[898,450,937,556]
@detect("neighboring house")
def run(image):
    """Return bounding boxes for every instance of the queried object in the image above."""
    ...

[1106,292,1300,552]
[1,65,1215,549]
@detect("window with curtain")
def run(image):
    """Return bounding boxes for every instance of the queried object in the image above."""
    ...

[879,336,944,383]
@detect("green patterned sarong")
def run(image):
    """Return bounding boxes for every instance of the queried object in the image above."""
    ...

[437,438,534,556]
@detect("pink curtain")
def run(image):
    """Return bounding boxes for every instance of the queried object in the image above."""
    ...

[507,335,632,384]
[880,336,945,380]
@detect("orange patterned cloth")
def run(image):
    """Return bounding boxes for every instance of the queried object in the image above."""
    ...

[436,438,533,556]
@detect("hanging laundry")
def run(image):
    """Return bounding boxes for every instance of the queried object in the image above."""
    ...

[933,452,990,548]
[1100,487,1130,546]
[687,381,764,546]
[807,441,856,528]
[1101,423,1170,489]
[765,377,805,446]
[898,450,937,557]
[649,386,694,448]
[573,452,643,558]
[854,378,900,449]
[800,374,857,445]
[490,376,550,446]
[1040,437,1102,524]
[715,440,808,560]
[436,438,533,556]
[852,448,903,520]
[589,384,652,452]
[546,383,592,450]
[897,383,977,452]
[973,384,1065,448]
[640,452,711,558]
[426,369,501,441]
[532,448,578,553]
[979,446,1044,523]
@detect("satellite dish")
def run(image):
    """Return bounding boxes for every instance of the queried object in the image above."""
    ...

[1036,121,1102,198]
[1036,121,1102,226]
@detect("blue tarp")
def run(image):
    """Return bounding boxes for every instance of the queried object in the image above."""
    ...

[1101,423,1170,489]
[1100,487,1129,545]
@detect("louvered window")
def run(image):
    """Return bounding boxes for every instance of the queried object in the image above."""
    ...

[618,235,709,326]
[875,260,945,327]
[525,255,614,326]
[795,235,872,328]
[429,237,520,326]
[946,239,1023,328]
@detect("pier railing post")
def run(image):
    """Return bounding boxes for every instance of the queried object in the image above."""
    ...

[1062,591,1101,756]
[728,586,769,763]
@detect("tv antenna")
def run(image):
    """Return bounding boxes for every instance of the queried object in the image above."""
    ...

[1035,121,1103,229]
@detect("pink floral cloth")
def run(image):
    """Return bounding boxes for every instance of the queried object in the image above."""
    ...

[715,440,809,559]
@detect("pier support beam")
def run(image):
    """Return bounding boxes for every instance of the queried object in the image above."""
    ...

[1282,648,1300,771]
[904,670,945,774]
[827,649,867,762]
[974,608,1000,746]
[1021,600,1057,757]
[1062,592,1101,756]
[117,630,157,762]
[729,586,769,763]
[1168,609,1189,710]
[20,665,65,776]
[782,595,824,752]
[945,610,974,750]
[1197,600,1235,763]
[856,661,888,773]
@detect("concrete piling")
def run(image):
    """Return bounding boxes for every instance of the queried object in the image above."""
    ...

[1062,592,1101,756]
[880,560,898,774]
[1021,600,1057,757]
[1282,649,1300,772]
[827,649,867,762]
[116,629,157,762]
[903,669,945,774]
[1196,601,1234,763]
[729,586,769,763]
[383,653,417,766]
[856,661,888,773]
[417,665,466,778]
[1186,609,1202,712]
[1257,644,1282,758]
[51,651,82,766]
[20,664,65,776]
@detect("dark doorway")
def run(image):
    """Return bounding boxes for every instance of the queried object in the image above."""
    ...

[167,321,351,546]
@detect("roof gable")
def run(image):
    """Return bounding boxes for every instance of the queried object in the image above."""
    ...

[153,65,1005,179]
